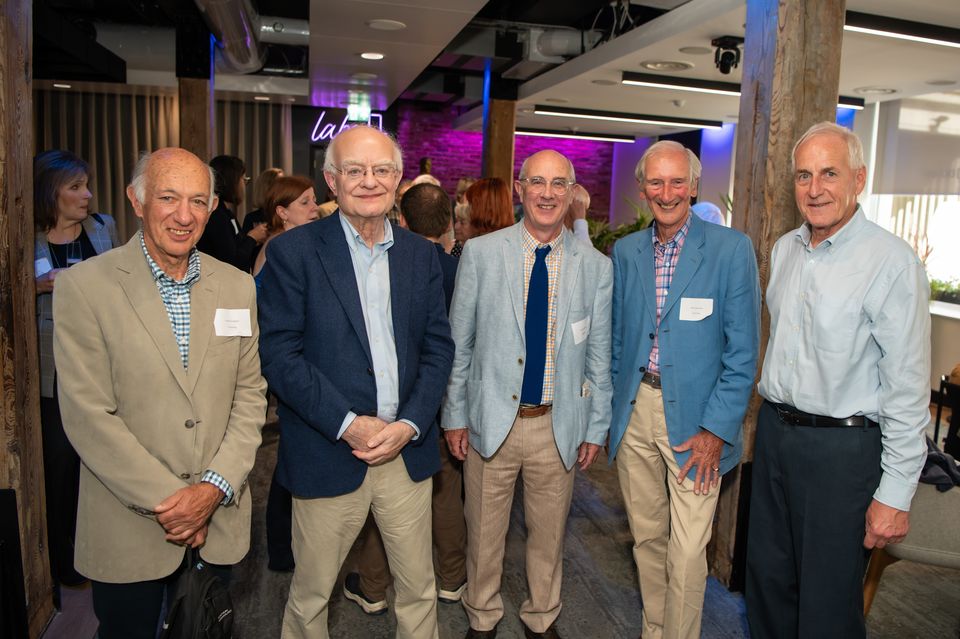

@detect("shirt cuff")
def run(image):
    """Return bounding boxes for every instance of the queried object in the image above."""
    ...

[201,470,234,506]
[873,473,918,512]
[338,411,358,440]
[399,418,420,441]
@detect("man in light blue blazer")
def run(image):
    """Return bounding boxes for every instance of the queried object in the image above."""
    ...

[608,141,760,639]
[443,150,612,639]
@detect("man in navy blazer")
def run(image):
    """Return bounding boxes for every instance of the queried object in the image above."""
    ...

[608,141,760,639]
[258,126,454,639]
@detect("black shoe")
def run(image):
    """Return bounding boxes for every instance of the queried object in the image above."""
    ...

[342,572,388,615]
[523,622,562,639]
[465,625,497,638]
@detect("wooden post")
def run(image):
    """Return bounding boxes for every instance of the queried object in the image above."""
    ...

[482,99,516,184]
[0,0,56,634]
[178,77,215,160]
[709,0,847,585]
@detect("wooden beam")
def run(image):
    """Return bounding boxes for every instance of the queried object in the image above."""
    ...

[710,0,847,586]
[481,98,516,183]
[0,0,56,634]
[178,77,214,162]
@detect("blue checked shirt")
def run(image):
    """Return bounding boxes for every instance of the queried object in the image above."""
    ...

[139,232,234,504]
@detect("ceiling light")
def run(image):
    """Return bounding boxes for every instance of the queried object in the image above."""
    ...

[360,52,384,61]
[621,72,864,109]
[544,97,569,103]
[53,83,71,89]
[844,11,960,49]
[516,128,635,144]
[854,86,898,95]
[926,79,957,86]
[639,60,694,72]
[351,72,378,81]
[253,95,270,101]
[534,105,723,130]
[366,19,406,31]
[591,79,618,86]
[678,46,712,55]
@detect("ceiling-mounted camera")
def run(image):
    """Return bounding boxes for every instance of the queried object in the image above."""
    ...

[711,36,744,74]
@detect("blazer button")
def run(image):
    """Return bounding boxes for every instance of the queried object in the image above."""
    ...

[179,473,191,480]
[648,332,655,339]
[184,419,195,429]
[639,366,645,372]
[512,394,518,401]
[630,400,636,405]
[367,367,374,376]
[518,358,523,365]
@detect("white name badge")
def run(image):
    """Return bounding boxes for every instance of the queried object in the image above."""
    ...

[214,308,252,336]
[679,297,714,321]
[571,316,591,345]
[35,257,53,277]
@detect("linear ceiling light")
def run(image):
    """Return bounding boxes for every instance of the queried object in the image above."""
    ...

[516,128,635,144]
[534,105,723,130]
[844,11,960,49]
[620,72,865,110]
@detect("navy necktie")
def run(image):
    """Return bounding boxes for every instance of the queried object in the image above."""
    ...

[520,245,552,405]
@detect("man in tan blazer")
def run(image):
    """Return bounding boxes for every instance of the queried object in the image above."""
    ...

[53,147,267,639]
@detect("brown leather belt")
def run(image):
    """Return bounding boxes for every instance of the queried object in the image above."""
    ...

[518,404,552,418]
[767,400,878,428]
[641,371,662,389]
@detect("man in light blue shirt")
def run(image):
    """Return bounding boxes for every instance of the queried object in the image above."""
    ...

[746,122,931,639]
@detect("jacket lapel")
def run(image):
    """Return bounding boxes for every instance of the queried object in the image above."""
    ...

[634,230,657,326]
[315,216,373,365]
[115,240,191,396]
[553,230,581,353]
[502,223,526,344]
[389,230,410,384]
[185,258,219,395]
[661,215,705,319]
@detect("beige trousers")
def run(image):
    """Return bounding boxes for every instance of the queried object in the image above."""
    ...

[616,382,721,639]
[281,456,438,639]
[462,412,575,633]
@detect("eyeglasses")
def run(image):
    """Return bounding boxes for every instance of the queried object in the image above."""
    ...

[332,164,399,182]
[518,176,575,195]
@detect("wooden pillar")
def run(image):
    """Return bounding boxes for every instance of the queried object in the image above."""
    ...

[178,77,215,160]
[708,0,847,585]
[482,99,516,183]
[0,0,56,634]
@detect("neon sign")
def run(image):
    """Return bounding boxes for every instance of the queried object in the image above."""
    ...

[311,111,384,142]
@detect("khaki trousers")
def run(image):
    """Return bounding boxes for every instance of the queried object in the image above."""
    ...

[462,412,575,633]
[616,382,721,639]
[281,456,438,639]
[358,436,467,598]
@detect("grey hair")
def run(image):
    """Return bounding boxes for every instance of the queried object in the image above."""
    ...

[129,150,217,212]
[518,150,576,183]
[323,125,404,174]
[791,121,865,172]
[634,140,702,186]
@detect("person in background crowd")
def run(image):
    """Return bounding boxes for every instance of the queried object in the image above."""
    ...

[197,155,268,271]
[746,122,931,639]
[344,183,466,616]
[608,140,760,639]
[242,167,284,234]
[412,173,442,187]
[452,177,514,257]
[566,183,592,244]
[690,201,726,226]
[456,177,477,205]
[443,150,612,639]
[258,125,454,639]
[34,149,120,593]
[53,147,267,639]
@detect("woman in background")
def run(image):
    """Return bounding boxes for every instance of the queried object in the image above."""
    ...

[34,149,120,591]
[242,167,284,234]
[197,155,268,271]
[456,177,514,250]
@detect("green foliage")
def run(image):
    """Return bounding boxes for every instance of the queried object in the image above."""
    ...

[587,196,652,254]
[930,278,960,304]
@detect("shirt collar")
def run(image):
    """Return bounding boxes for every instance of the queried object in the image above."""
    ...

[139,230,201,286]
[795,205,866,250]
[521,225,564,255]
[339,212,394,252]
[652,214,691,250]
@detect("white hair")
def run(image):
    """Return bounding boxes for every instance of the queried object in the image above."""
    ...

[791,121,865,172]
[412,174,441,187]
[323,125,404,174]
[129,150,216,212]
[634,140,702,186]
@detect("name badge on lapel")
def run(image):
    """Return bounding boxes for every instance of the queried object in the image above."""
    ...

[214,308,252,336]
[679,298,713,321]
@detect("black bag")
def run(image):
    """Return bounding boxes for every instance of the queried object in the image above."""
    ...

[160,549,234,639]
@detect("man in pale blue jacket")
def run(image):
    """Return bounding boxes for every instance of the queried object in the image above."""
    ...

[608,141,760,639]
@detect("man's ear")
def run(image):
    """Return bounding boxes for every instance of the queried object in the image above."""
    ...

[324,171,337,195]
[126,185,144,219]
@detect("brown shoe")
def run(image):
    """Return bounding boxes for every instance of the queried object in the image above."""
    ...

[523,622,562,639]
[465,625,498,638]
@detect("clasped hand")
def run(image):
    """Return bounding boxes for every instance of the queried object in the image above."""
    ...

[343,415,414,466]
[154,482,223,548]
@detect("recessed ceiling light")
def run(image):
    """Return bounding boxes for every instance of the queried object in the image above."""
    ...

[53,83,71,89]
[360,52,384,61]
[544,97,569,103]
[367,19,406,31]
[925,79,957,86]
[253,96,270,101]
[854,86,897,95]
[352,72,378,81]
[287,97,296,103]
[640,60,694,72]
[591,79,617,86]
[678,46,712,55]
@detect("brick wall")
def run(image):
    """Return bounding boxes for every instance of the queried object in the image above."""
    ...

[394,101,614,220]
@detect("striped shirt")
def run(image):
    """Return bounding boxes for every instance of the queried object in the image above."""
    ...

[647,217,690,374]
[139,232,233,504]
[521,226,564,404]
